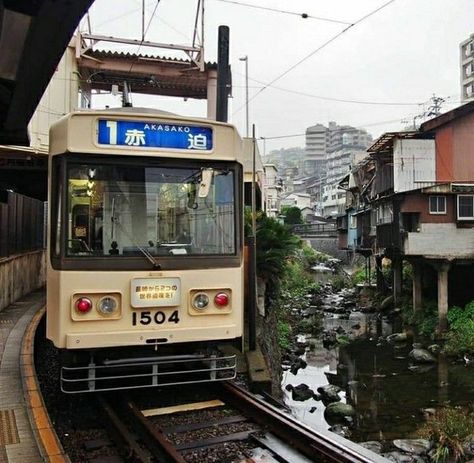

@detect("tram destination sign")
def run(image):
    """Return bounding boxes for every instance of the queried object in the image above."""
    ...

[97,119,213,150]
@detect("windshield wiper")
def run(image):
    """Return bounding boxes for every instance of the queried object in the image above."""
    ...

[111,216,161,269]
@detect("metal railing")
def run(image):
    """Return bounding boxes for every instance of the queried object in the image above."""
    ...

[291,222,338,236]
[0,191,45,258]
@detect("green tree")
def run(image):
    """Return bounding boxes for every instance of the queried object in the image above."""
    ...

[281,205,303,225]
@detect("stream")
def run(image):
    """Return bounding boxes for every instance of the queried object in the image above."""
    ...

[281,285,474,456]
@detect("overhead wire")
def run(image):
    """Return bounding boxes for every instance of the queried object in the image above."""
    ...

[212,0,353,25]
[259,116,428,142]
[128,0,161,74]
[232,0,398,115]
[233,71,424,107]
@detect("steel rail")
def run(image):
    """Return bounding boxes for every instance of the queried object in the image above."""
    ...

[220,382,381,463]
[126,400,187,463]
[98,396,152,462]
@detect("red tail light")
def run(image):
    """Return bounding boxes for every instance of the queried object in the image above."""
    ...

[214,292,229,307]
[76,297,92,313]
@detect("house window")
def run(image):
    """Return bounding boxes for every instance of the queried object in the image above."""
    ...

[349,215,357,229]
[429,196,446,214]
[458,195,474,220]
[376,203,393,224]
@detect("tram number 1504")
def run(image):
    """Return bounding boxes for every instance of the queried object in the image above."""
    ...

[132,310,180,326]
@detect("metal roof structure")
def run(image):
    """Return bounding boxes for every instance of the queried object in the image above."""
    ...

[367,130,423,153]
[78,48,218,99]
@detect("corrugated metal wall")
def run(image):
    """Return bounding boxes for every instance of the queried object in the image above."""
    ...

[393,139,436,193]
[0,191,45,258]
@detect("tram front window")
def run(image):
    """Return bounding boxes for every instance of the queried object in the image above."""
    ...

[65,160,236,257]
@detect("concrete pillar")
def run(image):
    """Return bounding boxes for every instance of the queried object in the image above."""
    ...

[412,261,423,312]
[393,256,403,306]
[437,262,450,333]
[206,69,218,120]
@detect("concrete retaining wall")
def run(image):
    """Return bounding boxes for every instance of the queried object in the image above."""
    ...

[308,237,348,262]
[0,250,46,311]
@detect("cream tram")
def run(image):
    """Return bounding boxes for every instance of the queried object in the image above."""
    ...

[47,108,244,392]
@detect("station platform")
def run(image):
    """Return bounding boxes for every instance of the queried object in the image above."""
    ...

[0,290,44,463]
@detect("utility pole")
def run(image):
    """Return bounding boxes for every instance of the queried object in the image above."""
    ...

[402,94,446,130]
[239,56,249,137]
[426,94,445,118]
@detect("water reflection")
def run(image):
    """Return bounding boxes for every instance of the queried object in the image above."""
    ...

[282,308,474,443]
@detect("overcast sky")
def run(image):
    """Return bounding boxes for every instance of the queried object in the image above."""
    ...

[86,0,474,152]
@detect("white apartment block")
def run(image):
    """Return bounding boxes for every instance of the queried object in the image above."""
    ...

[304,123,328,177]
[263,164,282,218]
[461,33,474,102]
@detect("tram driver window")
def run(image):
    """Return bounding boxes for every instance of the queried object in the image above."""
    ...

[66,161,236,258]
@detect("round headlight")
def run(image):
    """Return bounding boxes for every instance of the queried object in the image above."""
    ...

[97,296,118,315]
[193,293,209,310]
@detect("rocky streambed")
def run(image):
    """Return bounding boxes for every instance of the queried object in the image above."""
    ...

[281,284,474,463]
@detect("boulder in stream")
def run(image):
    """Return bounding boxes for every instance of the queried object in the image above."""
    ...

[408,346,437,364]
[382,451,425,463]
[328,424,350,437]
[359,441,383,454]
[286,383,314,402]
[393,439,431,455]
[324,402,355,423]
[387,332,408,343]
[289,357,307,375]
[317,384,342,403]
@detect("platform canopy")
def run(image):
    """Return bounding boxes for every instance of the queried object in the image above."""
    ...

[0,0,94,145]
[78,48,217,100]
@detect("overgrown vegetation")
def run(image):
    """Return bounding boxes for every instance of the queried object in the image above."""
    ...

[419,406,474,463]
[245,210,332,353]
[444,302,474,355]
[402,300,439,339]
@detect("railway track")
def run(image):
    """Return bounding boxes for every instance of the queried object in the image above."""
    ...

[95,382,384,463]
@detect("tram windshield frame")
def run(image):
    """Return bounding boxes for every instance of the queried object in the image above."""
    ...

[50,154,243,271]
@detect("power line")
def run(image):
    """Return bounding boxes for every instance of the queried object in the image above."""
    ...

[129,0,161,74]
[93,6,142,30]
[233,0,397,115]
[212,0,353,25]
[233,71,423,107]
[259,116,417,141]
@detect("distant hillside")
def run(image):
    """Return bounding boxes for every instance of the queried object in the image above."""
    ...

[263,147,305,168]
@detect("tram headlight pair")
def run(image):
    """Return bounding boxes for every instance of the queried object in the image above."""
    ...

[192,292,229,310]
[75,296,118,315]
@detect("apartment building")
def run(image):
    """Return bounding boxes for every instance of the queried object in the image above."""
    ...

[461,33,474,102]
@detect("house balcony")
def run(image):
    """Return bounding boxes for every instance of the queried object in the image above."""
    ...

[402,223,474,258]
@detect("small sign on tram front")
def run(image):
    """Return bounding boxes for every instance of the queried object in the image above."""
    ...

[130,278,181,308]
[97,119,213,151]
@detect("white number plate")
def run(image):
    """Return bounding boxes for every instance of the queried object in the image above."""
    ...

[131,278,181,308]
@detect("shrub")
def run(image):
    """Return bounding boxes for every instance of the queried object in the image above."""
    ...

[352,266,368,285]
[444,301,474,356]
[402,300,438,339]
[419,406,474,462]
[277,319,291,350]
